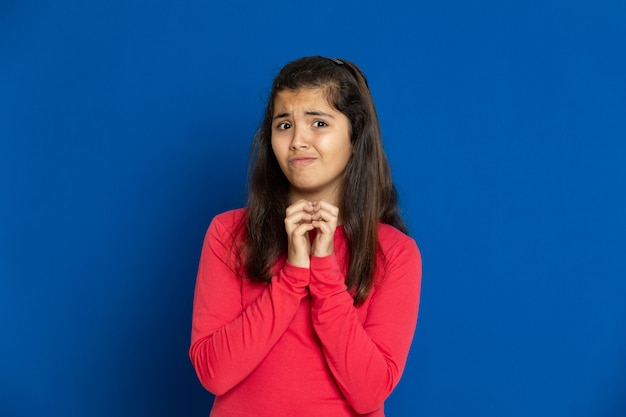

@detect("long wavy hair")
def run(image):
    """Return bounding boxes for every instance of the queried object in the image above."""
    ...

[242,56,407,305]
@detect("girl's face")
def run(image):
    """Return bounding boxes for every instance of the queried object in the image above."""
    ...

[271,88,352,205]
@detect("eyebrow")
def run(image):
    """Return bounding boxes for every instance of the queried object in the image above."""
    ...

[273,110,335,120]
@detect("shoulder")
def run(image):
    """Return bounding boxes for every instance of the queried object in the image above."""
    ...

[376,223,422,272]
[368,223,422,295]
[211,208,246,227]
[206,208,247,243]
[377,223,418,253]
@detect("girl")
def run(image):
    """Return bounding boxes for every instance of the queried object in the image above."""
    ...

[190,56,422,416]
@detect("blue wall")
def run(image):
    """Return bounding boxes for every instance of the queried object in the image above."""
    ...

[1,1,625,416]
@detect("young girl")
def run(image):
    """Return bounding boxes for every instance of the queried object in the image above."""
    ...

[190,56,422,417]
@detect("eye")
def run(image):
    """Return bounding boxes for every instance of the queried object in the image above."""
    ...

[313,121,327,128]
[276,121,291,130]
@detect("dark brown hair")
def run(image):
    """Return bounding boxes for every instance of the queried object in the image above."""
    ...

[243,56,407,305]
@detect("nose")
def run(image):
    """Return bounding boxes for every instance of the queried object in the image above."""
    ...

[289,125,309,150]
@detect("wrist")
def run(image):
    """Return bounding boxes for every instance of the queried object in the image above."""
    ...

[288,253,310,269]
[312,247,333,258]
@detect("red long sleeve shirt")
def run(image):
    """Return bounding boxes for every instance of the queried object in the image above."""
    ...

[190,209,422,416]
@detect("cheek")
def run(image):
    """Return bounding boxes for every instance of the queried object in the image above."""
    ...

[339,139,353,161]
[270,138,288,169]
[341,144,353,170]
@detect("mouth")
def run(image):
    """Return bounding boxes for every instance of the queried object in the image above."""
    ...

[289,157,317,166]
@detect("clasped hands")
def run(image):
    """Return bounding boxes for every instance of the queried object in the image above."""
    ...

[284,199,339,269]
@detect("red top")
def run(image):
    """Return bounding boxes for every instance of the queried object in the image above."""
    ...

[190,209,422,417]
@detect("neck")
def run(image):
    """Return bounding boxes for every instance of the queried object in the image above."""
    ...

[289,189,340,207]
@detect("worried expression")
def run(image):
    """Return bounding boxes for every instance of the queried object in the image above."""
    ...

[271,88,352,205]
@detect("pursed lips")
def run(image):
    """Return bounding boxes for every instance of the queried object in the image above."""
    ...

[288,156,317,166]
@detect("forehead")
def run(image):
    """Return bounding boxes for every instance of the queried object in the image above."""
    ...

[273,88,334,112]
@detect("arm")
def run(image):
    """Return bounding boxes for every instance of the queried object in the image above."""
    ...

[189,213,309,395]
[308,236,422,414]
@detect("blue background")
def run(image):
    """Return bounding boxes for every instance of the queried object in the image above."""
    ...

[1,1,625,416]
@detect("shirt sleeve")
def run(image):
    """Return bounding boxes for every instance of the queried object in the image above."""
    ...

[308,235,422,414]
[189,214,310,396]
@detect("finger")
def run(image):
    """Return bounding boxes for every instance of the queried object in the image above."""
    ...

[311,208,339,228]
[315,200,339,216]
[287,224,313,268]
[311,224,335,257]
[285,210,314,221]
[285,201,315,225]
[311,219,333,234]
[285,209,314,226]
[286,199,315,217]
[291,222,315,236]
[287,221,313,245]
